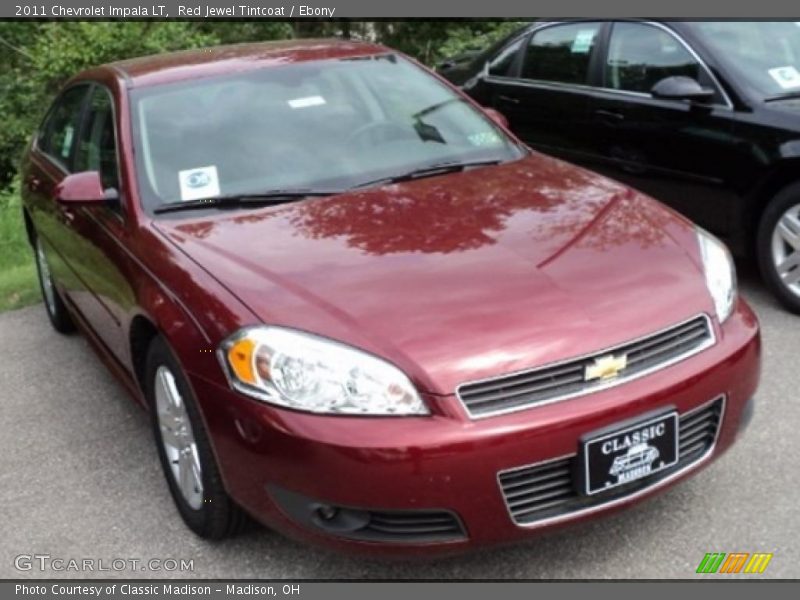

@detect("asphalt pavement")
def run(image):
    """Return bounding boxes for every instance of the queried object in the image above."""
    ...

[0,263,797,579]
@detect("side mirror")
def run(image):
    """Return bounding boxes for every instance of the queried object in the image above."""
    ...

[651,76,715,103]
[484,107,509,129]
[55,171,117,205]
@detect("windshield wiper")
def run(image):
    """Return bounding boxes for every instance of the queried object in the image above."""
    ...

[764,91,800,103]
[352,159,505,190]
[153,189,341,214]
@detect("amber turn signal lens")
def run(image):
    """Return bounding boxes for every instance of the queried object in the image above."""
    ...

[226,338,258,385]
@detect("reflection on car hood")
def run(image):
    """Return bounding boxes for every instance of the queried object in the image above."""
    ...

[155,154,714,395]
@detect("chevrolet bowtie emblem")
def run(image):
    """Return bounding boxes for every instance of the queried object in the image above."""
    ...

[585,354,628,382]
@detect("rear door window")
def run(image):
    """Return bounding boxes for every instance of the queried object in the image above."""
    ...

[521,23,603,85]
[38,85,89,170]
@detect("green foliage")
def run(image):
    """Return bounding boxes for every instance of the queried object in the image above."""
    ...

[369,21,528,65]
[30,22,217,93]
[196,21,294,44]
[0,178,38,311]
[436,21,528,62]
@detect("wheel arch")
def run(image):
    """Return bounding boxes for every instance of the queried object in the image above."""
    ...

[22,207,36,248]
[127,302,239,499]
[126,282,215,399]
[744,159,800,249]
[129,314,160,398]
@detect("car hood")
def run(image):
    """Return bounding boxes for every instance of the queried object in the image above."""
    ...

[155,154,714,396]
[760,99,800,128]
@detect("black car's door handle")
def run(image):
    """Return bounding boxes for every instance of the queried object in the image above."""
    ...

[497,94,520,105]
[594,109,625,122]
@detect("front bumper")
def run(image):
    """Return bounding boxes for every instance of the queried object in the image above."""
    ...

[188,301,760,555]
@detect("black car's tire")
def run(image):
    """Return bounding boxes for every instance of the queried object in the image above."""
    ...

[33,235,75,333]
[145,336,249,539]
[757,183,800,314]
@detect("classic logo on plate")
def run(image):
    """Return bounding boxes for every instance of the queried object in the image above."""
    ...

[609,442,659,483]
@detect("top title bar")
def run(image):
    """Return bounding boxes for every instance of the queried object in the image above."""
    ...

[4,0,800,19]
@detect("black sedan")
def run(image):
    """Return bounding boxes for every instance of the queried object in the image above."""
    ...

[441,20,800,313]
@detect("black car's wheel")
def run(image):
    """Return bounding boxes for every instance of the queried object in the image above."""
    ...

[758,183,800,314]
[145,336,248,539]
[33,236,75,333]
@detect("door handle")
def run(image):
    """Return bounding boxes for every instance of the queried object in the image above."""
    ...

[497,94,520,105]
[58,205,75,223]
[25,175,41,191]
[594,109,625,123]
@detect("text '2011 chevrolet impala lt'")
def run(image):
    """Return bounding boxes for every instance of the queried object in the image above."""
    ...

[20,40,760,555]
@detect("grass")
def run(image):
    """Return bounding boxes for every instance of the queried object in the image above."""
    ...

[0,180,40,312]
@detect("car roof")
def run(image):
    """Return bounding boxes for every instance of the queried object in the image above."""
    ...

[102,39,389,88]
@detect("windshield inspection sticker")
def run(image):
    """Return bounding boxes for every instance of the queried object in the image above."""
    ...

[768,66,800,90]
[178,166,220,201]
[288,95,326,109]
[571,30,596,54]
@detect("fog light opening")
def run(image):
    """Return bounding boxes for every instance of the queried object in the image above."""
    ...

[315,505,339,521]
[309,503,370,533]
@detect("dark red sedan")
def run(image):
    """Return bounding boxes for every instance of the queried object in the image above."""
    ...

[19,40,760,555]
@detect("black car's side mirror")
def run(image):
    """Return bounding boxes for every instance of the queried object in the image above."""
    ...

[651,76,715,103]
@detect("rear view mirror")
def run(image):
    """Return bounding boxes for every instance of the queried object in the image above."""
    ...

[55,171,117,205]
[484,108,509,129]
[651,76,715,103]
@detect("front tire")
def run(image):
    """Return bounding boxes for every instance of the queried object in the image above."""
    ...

[145,336,248,539]
[757,183,800,314]
[33,236,75,333]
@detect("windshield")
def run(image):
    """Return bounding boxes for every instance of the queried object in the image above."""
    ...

[130,54,523,211]
[689,21,800,99]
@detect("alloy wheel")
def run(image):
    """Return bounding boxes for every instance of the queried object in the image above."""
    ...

[154,366,204,510]
[771,202,800,299]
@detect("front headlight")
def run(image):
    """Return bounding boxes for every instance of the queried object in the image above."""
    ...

[697,227,737,322]
[218,327,428,415]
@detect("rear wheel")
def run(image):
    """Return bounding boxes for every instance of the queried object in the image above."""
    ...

[758,184,800,314]
[145,336,248,539]
[33,236,75,333]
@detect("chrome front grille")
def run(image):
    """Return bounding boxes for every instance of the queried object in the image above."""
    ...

[497,396,725,526]
[457,315,714,419]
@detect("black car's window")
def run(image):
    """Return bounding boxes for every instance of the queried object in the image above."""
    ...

[606,23,701,93]
[521,23,602,85]
[488,38,524,77]
[74,87,120,193]
[38,85,89,170]
[689,22,800,99]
